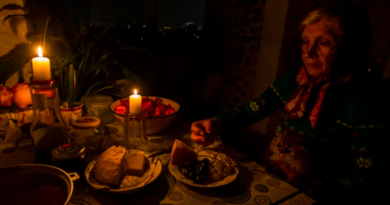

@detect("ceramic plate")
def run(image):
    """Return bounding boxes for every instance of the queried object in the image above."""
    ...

[85,149,162,194]
[168,149,239,188]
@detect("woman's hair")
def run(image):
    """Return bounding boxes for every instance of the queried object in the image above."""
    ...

[300,7,343,43]
[298,1,373,80]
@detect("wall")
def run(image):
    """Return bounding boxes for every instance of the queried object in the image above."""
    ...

[0,0,31,87]
[247,0,290,135]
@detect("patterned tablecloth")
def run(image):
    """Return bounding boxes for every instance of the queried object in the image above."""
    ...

[68,134,316,205]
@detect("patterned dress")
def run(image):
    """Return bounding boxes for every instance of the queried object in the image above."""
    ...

[213,68,385,190]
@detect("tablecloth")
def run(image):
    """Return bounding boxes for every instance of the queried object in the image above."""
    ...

[67,133,316,205]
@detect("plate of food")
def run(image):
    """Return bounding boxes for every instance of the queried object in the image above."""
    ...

[85,146,162,194]
[168,140,238,188]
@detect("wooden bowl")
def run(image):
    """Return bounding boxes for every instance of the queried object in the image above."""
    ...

[111,96,180,135]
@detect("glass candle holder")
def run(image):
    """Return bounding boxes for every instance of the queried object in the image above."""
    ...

[123,109,148,150]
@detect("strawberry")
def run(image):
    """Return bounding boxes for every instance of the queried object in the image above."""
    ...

[120,98,129,110]
[164,104,176,115]
[141,100,154,115]
[154,97,163,105]
[158,103,167,115]
[142,96,150,103]
[152,105,162,117]
[115,105,127,115]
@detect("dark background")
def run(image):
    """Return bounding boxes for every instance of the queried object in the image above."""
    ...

[22,0,390,125]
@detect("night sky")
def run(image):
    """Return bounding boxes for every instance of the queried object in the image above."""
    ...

[90,0,205,27]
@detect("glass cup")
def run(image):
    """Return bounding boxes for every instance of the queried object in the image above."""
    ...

[123,110,148,150]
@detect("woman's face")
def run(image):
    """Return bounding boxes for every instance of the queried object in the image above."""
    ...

[301,18,341,77]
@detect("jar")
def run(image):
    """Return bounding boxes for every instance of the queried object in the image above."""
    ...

[51,143,86,173]
[83,95,115,125]
[70,117,103,150]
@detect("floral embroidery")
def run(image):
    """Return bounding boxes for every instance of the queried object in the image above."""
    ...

[271,85,285,103]
[340,178,351,186]
[275,125,282,134]
[355,157,373,169]
[250,101,259,112]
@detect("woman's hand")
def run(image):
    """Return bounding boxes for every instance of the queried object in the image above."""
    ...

[190,118,220,146]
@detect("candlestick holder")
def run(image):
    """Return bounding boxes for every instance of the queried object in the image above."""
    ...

[30,79,69,164]
[123,109,148,150]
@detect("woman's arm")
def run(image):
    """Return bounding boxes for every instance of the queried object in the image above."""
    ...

[213,69,298,132]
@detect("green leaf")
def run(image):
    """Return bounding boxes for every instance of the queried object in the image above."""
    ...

[68,64,74,106]
[98,47,154,62]
[107,61,142,85]
[59,52,81,68]
[81,82,113,102]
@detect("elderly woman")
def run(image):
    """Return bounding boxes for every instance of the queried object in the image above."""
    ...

[191,1,383,201]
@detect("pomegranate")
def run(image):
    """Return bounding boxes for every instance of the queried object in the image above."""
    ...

[0,86,13,107]
[12,83,32,108]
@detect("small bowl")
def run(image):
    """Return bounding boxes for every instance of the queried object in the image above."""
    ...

[111,96,180,135]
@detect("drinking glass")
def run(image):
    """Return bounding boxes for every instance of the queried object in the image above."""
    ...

[123,110,148,150]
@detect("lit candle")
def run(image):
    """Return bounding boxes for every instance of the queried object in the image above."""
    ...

[32,46,51,81]
[129,89,142,114]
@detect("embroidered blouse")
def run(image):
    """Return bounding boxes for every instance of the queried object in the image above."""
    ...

[213,68,386,189]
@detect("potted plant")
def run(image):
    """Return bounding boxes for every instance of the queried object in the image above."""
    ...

[1,1,152,123]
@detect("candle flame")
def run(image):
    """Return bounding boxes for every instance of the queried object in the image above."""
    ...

[38,46,43,57]
[134,89,137,95]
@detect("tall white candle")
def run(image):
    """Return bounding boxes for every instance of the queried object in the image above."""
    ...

[129,89,142,114]
[32,46,51,81]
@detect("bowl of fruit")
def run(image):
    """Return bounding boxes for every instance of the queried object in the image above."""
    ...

[111,96,180,135]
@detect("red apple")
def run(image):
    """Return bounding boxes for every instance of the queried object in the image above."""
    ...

[12,83,32,108]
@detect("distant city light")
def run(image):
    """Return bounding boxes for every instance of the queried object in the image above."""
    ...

[163,32,165,35]
[197,36,199,39]
[194,34,196,36]
[143,25,145,28]
[118,40,120,42]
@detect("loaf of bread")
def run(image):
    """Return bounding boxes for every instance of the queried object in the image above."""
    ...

[124,154,148,175]
[92,146,126,185]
